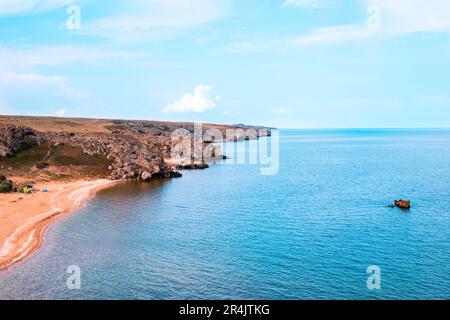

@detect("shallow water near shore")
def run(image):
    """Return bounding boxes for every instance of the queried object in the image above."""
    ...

[1,129,450,299]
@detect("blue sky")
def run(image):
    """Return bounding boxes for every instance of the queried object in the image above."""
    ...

[0,0,450,128]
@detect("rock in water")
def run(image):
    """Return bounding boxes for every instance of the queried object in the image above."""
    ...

[395,200,411,209]
[171,171,182,178]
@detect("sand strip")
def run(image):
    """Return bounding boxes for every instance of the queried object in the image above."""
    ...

[0,179,120,272]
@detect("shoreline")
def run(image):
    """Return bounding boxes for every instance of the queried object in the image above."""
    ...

[0,179,121,272]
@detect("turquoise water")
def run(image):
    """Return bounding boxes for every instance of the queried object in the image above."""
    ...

[1,129,450,299]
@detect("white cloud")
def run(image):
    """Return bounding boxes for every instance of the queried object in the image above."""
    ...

[0,69,86,116]
[294,24,378,45]
[220,26,377,53]
[0,70,66,84]
[163,85,218,113]
[0,0,75,16]
[225,0,450,52]
[0,46,98,113]
[55,108,67,116]
[0,45,151,68]
[283,0,450,35]
[0,69,89,100]
[273,108,295,115]
[295,0,450,45]
[0,1,227,42]
[373,0,450,34]
[83,0,228,42]
[0,44,154,113]
[283,0,322,8]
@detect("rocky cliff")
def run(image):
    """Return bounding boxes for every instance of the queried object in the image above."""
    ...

[0,116,271,182]
[0,124,43,157]
[41,130,175,181]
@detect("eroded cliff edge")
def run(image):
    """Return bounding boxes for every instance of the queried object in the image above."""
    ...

[0,116,271,183]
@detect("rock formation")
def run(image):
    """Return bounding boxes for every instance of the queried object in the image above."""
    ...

[0,117,272,182]
[41,130,175,180]
[395,200,411,209]
[0,124,42,157]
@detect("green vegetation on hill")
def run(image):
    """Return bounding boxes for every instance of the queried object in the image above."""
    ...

[0,142,111,180]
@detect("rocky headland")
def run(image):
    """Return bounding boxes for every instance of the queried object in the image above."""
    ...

[0,116,271,184]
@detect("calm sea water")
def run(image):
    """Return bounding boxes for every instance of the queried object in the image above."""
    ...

[1,129,450,300]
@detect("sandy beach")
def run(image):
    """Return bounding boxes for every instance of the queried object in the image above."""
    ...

[0,179,120,272]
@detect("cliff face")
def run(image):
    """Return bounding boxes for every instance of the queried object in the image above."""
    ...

[0,116,272,182]
[42,130,174,181]
[0,124,43,157]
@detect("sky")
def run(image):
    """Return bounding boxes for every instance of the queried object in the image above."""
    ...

[0,0,450,128]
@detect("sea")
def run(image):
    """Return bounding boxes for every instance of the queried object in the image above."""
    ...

[1,129,449,299]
